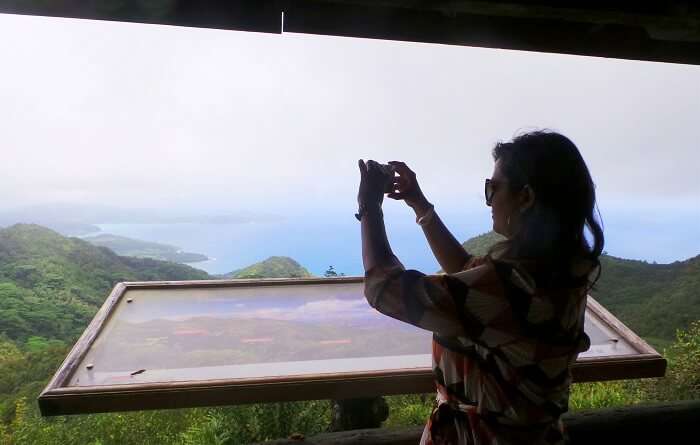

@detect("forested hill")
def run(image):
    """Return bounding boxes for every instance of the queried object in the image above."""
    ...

[0,224,210,343]
[222,256,313,279]
[461,231,505,256]
[460,231,700,343]
[0,224,326,443]
[594,254,700,342]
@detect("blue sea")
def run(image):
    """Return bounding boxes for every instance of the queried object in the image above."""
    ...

[95,206,700,277]
[96,208,491,276]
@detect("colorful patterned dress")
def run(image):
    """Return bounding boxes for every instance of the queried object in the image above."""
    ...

[364,252,592,445]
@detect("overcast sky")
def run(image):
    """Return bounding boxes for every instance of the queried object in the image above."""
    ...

[1,13,699,225]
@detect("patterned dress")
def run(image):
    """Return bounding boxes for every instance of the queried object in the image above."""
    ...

[364,252,592,445]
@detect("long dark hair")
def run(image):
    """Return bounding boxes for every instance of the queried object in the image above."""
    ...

[490,130,604,289]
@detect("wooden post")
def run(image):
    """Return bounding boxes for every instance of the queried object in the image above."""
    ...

[330,396,389,431]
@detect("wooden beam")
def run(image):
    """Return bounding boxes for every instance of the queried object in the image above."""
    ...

[257,400,700,444]
[283,0,700,65]
[2,1,699,64]
[0,0,282,34]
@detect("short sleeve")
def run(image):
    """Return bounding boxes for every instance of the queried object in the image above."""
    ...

[364,257,537,345]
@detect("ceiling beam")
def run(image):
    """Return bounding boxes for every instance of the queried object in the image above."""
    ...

[0,0,282,34]
[283,1,700,64]
[1,1,698,64]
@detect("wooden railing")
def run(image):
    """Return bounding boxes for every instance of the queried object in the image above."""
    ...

[260,400,700,445]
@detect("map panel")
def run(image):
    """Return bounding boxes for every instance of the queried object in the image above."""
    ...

[68,281,638,387]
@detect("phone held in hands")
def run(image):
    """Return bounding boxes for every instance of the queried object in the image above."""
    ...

[379,163,396,193]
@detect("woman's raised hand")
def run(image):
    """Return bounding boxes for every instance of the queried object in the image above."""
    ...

[386,161,431,212]
[357,159,395,209]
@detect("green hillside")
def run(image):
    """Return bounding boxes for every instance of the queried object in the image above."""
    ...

[0,224,209,343]
[594,254,700,342]
[223,256,313,279]
[461,231,506,256]
[83,233,208,264]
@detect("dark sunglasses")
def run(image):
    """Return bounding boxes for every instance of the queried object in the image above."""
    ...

[486,178,527,207]
[484,178,502,207]
[484,179,495,207]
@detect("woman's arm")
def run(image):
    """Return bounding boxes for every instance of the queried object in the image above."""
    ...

[358,160,403,272]
[413,200,471,273]
[360,205,401,271]
[387,161,471,273]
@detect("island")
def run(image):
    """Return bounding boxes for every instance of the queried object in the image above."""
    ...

[83,233,209,264]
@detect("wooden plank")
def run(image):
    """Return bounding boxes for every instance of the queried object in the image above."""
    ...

[586,296,658,355]
[259,425,425,445]
[283,1,700,65]
[0,0,282,34]
[2,1,699,65]
[39,370,436,416]
[572,355,666,382]
[39,350,667,416]
[121,275,364,289]
[255,400,700,445]
[308,1,700,34]
[564,400,700,444]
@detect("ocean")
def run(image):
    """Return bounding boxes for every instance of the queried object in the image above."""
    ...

[94,206,700,277]
[96,212,490,276]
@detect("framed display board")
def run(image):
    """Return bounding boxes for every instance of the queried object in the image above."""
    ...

[39,277,666,416]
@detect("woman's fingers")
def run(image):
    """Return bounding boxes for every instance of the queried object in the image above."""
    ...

[358,159,367,176]
[388,161,414,176]
[392,173,412,191]
[387,192,406,200]
[366,160,382,178]
[387,161,408,174]
[388,163,417,189]
[361,159,414,202]
[365,160,395,181]
[394,174,409,186]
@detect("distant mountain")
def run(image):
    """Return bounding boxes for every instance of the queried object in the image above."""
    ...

[459,231,700,342]
[0,203,283,228]
[0,224,210,343]
[222,256,313,279]
[462,231,506,256]
[83,233,208,264]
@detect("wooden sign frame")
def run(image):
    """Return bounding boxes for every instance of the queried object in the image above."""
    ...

[38,277,666,416]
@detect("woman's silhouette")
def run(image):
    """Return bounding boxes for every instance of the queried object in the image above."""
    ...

[357,130,603,444]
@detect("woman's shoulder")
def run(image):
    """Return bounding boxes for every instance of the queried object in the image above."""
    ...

[460,241,512,272]
[461,254,490,270]
[454,253,537,298]
[456,252,594,312]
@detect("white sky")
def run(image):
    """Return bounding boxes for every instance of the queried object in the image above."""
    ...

[1,12,699,219]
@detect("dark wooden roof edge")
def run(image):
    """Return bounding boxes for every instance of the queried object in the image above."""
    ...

[0,0,283,34]
[283,1,700,65]
[1,0,699,64]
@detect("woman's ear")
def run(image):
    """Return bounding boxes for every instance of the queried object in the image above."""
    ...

[519,185,535,212]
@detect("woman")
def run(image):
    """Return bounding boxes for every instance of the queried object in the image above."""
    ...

[357,130,603,444]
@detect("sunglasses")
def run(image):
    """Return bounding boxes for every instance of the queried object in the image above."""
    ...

[486,178,528,207]
[484,178,505,207]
